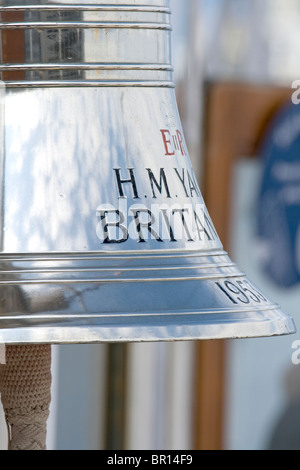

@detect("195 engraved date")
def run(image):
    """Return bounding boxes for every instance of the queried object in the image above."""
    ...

[216,279,268,305]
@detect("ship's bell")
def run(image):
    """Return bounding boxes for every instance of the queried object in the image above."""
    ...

[0,0,296,344]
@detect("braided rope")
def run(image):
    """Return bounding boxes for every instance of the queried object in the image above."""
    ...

[0,345,52,450]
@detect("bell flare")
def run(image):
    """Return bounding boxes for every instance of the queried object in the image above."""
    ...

[0,0,296,344]
[0,249,296,344]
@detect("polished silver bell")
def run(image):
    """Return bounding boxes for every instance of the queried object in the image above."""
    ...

[0,0,296,344]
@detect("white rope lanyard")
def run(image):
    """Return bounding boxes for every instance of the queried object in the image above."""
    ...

[0,345,52,450]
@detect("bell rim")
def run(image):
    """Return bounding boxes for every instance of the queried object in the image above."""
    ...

[0,248,295,343]
[0,304,295,344]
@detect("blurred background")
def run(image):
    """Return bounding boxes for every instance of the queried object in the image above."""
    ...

[2,0,300,450]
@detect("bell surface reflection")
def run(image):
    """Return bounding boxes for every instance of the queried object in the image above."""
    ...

[0,0,296,343]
